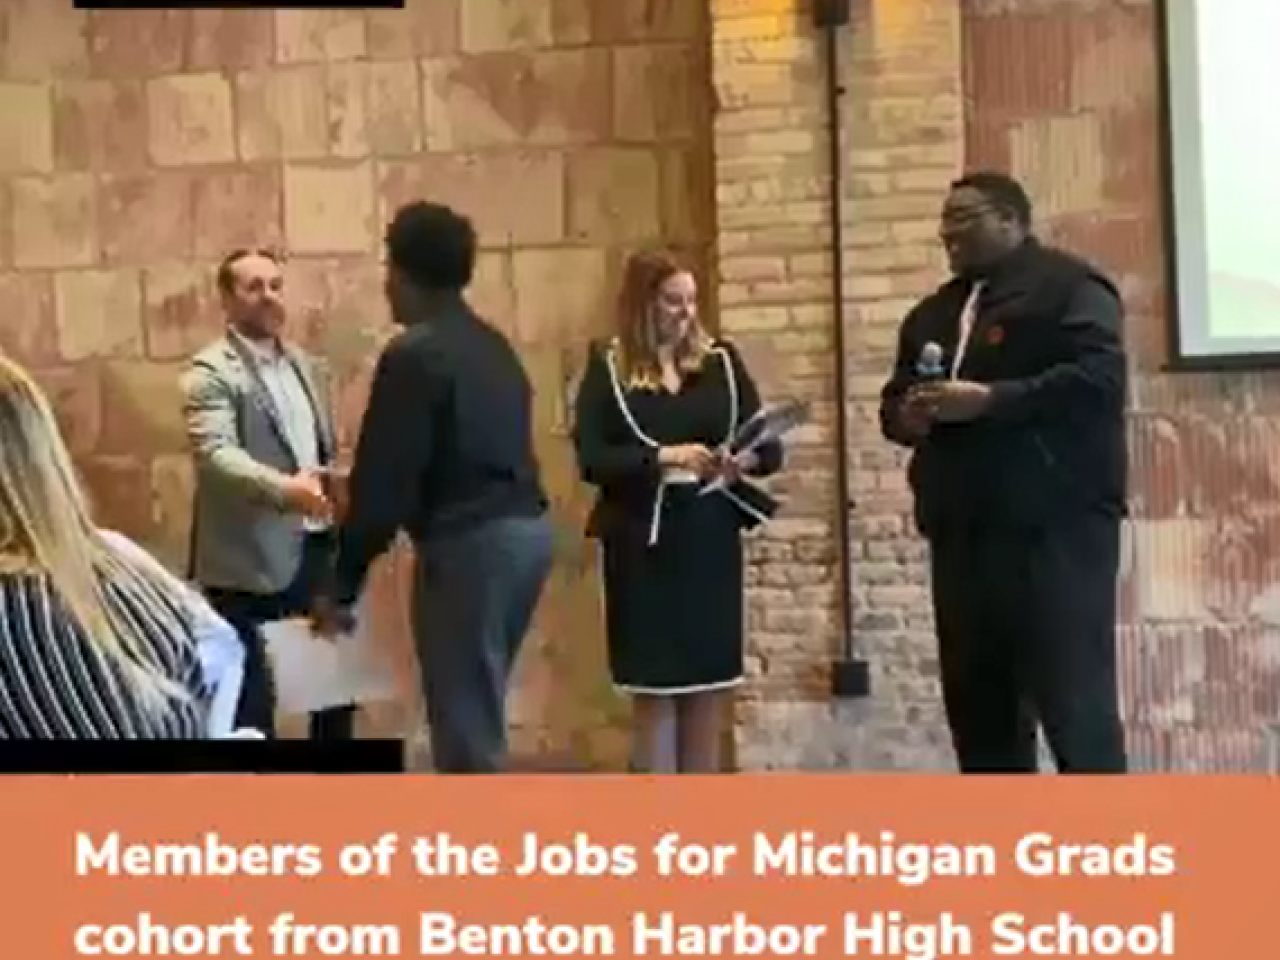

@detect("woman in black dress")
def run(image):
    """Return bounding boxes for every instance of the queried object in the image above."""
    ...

[572,249,784,772]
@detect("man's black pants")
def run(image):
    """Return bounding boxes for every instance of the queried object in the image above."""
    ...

[204,532,356,740]
[928,513,1127,773]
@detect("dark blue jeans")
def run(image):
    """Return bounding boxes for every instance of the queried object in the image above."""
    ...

[204,531,356,739]
[411,514,554,772]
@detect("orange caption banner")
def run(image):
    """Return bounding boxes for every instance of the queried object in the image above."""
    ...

[2,775,1273,958]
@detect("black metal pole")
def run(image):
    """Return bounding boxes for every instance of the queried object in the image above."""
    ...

[817,0,870,699]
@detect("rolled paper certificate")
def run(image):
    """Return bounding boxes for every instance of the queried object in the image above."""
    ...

[701,398,809,495]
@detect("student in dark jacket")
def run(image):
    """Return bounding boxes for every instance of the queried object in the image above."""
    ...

[316,201,553,774]
[879,171,1129,775]
[572,249,785,773]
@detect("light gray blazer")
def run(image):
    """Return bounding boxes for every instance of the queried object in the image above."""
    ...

[180,333,337,595]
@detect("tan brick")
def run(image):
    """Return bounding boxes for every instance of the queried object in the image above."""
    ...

[537,49,614,145]
[1071,20,1155,111]
[512,248,611,343]
[0,83,54,174]
[660,147,712,242]
[614,44,703,142]
[719,305,792,334]
[149,455,195,573]
[191,165,283,258]
[593,0,703,41]
[283,257,387,366]
[53,80,149,172]
[142,263,223,361]
[321,257,387,343]
[717,197,823,231]
[413,152,565,246]
[189,10,276,71]
[38,365,102,456]
[234,66,328,161]
[325,63,371,160]
[567,148,662,243]
[326,61,424,158]
[274,256,331,349]
[2,0,88,81]
[11,174,98,269]
[375,160,427,225]
[275,9,366,63]
[80,457,156,544]
[716,152,822,185]
[100,173,194,265]
[284,162,375,255]
[1009,113,1106,218]
[716,128,817,159]
[721,255,788,283]
[0,273,57,364]
[367,0,460,58]
[470,251,517,337]
[717,225,825,255]
[716,106,797,135]
[366,61,425,155]
[87,11,186,77]
[0,182,7,268]
[712,13,791,41]
[889,219,940,245]
[54,269,143,362]
[720,275,828,306]
[714,61,803,110]
[147,73,236,167]
[420,58,507,150]
[461,0,554,52]
[423,49,611,149]
[550,0,592,44]
[99,360,187,456]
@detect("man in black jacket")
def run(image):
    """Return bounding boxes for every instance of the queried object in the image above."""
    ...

[316,202,553,773]
[879,171,1129,774]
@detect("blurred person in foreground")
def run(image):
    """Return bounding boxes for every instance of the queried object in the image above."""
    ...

[879,170,1129,774]
[314,202,553,774]
[181,248,356,740]
[572,249,785,773]
[0,356,245,738]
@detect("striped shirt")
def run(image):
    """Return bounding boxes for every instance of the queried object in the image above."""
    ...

[0,533,221,739]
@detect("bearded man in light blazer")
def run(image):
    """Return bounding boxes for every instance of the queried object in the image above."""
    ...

[181,247,356,740]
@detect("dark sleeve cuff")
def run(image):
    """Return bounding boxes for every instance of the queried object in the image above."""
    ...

[330,538,373,608]
[983,379,1032,420]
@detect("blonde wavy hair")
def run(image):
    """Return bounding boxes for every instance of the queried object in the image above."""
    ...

[0,356,193,715]
[612,249,712,390]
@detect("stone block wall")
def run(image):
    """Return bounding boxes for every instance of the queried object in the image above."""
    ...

[0,0,714,763]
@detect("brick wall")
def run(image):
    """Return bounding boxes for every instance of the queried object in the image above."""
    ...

[0,0,714,763]
[963,0,1280,770]
[710,0,963,768]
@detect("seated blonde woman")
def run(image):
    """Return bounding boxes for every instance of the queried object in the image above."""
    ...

[0,356,246,738]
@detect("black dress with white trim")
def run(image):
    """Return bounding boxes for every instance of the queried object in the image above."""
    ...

[572,339,784,695]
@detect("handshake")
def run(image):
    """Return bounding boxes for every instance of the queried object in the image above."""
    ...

[278,466,347,521]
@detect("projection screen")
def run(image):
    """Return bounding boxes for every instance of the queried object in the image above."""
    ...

[1163,0,1280,364]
